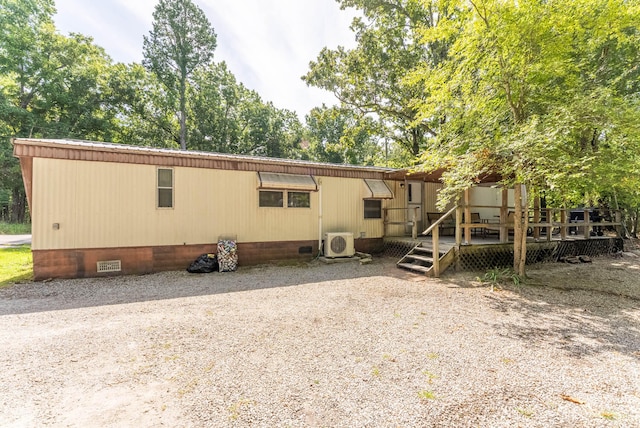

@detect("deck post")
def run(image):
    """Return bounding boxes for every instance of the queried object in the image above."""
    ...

[455,204,462,247]
[411,206,418,240]
[546,208,552,242]
[500,188,508,243]
[584,209,590,239]
[464,189,471,245]
[615,210,622,237]
[432,226,440,277]
[560,209,567,240]
[384,208,388,238]
[533,197,540,241]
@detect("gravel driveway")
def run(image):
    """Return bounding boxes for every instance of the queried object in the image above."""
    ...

[1,254,639,427]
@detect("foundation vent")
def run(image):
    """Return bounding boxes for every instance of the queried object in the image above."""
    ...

[97,260,122,273]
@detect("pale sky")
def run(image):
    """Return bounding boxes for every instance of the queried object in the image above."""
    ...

[53,0,357,120]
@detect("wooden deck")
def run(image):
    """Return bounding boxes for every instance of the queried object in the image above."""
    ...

[384,203,624,276]
[385,233,618,249]
[385,234,624,274]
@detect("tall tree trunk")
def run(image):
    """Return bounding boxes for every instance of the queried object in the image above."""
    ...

[179,77,187,150]
[10,188,27,223]
[513,183,527,277]
[411,128,420,156]
[519,188,528,275]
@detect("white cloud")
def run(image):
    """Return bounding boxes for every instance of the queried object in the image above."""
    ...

[54,0,357,119]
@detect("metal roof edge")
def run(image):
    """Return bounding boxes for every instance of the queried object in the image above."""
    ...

[12,138,398,175]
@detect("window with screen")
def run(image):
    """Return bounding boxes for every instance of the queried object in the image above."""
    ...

[287,191,310,208]
[259,191,284,207]
[157,168,173,208]
[364,199,382,219]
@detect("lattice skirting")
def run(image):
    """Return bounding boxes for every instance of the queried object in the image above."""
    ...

[457,238,623,272]
[383,240,421,259]
[384,238,623,272]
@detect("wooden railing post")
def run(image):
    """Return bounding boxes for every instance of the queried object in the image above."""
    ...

[500,188,508,243]
[455,204,463,246]
[560,209,567,240]
[433,226,440,277]
[615,210,622,238]
[546,208,552,242]
[384,208,388,237]
[464,189,471,244]
[412,206,418,240]
[584,209,591,239]
[533,197,540,241]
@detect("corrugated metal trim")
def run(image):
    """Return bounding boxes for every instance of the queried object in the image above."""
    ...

[258,172,317,191]
[12,138,395,180]
[363,179,393,199]
[385,166,503,184]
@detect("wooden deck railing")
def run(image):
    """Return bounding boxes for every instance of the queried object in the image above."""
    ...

[383,207,419,239]
[456,206,623,244]
[386,204,622,278]
[419,206,457,277]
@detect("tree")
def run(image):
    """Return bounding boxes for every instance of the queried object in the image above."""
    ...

[0,0,119,221]
[109,63,180,148]
[187,62,305,158]
[303,0,453,157]
[143,0,217,150]
[411,0,640,275]
[304,105,381,165]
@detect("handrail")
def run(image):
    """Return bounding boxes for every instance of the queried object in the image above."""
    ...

[419,205,457,277]
[383,206,419,239]
[457,205,622,242]
[421,205,457,236]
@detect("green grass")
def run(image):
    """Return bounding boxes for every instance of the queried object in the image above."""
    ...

[0,245,33,287]
[0,222,31,235]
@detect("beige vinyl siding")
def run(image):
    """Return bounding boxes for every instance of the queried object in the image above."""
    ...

[319,177,385,239]
[32,158,320,250]
[381,180,407,236]
[32,158,391,250]
[32,159,154,250]
[425,182,456,212]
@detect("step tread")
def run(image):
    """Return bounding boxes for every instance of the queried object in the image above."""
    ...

[404,254,434,263]
[397,263,432,273]
[412,246,448,256]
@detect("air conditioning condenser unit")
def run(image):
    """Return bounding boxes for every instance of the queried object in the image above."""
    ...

[324,232,355,258]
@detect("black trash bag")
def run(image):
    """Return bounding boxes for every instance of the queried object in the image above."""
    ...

[187,253,219,273]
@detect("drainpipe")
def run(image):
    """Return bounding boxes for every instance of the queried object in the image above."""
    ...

[318,178,323,256]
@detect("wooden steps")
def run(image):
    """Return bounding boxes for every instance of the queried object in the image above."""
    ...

[397,262,431,273]
[396,243,455,277]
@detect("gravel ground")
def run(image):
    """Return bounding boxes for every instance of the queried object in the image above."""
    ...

[1,250,639,427]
